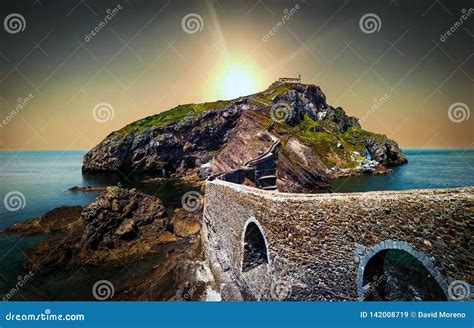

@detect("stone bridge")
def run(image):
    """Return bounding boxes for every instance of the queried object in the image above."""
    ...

[202,179,473,301]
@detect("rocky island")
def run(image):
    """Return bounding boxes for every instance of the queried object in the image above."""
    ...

[4,81,412,301]
[82,81,407,192]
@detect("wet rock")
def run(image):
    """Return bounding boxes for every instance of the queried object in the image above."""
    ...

[81,187,169,250]
[4,206,83,237]
[171,209,201,238]
[364,136,407,166]
[115,219,136,238]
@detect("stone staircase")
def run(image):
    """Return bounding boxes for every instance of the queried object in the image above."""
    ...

[243,108,280,191]
[211,102,281,191]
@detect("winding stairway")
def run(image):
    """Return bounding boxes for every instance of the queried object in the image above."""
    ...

[243,104,280,191]
[210,102,281,191]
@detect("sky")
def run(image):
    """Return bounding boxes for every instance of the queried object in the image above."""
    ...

[0,0,473,150]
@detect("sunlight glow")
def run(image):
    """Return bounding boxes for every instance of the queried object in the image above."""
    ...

[207,58,263,101]
[220,67,256,99]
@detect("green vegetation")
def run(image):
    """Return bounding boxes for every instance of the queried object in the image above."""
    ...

[250,83,292,104]
[115,100,233,136]
[343,127,386,144]
[111,82,294,138]
[105,81,388,170]
[284,115,373,168]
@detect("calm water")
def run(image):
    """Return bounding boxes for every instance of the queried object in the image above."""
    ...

[0,149,473,299]
[331,149,474,192]
[0,150,195,290]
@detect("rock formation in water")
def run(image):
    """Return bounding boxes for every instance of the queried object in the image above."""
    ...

[4,188,207,301]
[81,186,169,250]
[82,82,407,192]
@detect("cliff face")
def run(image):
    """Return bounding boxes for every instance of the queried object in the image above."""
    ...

[83,82,407,192]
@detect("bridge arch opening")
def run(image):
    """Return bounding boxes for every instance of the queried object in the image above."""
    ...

[358,242,447,301]
[241,218,269,273]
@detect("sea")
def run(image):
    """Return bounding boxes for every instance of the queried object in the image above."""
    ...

[0,150,197,297]
[0,149,473,299]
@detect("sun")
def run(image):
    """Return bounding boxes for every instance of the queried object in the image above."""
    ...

[220,67,256,99]
[209,60,262,100]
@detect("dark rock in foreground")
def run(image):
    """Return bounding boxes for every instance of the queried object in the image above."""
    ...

[4,206,82,237]
[81,187,169,250]
[4,188,209,301]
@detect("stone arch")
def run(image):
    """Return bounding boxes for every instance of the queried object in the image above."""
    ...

[356,240,448,301]
[240,217,271,273]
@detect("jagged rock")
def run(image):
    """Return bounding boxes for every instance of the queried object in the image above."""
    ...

[82,82,407,191]
[171,209,201,238]
[81,187,169,250]
[4,206,83,237]
[364,136,407,166]
[115,219,136,238]
[82,103,245,174]
[310,126,327,133]
[276,138,331,192]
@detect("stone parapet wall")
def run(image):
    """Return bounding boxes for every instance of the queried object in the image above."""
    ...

[203,179,473,301]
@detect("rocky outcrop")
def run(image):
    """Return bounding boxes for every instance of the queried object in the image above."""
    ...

[276,138,331,192]
[82,82,407,191]
[5,188,208,301]
[364,136,407,166]
[81,187,169,250]
[82,103,244,174]
[4,206,82,237]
